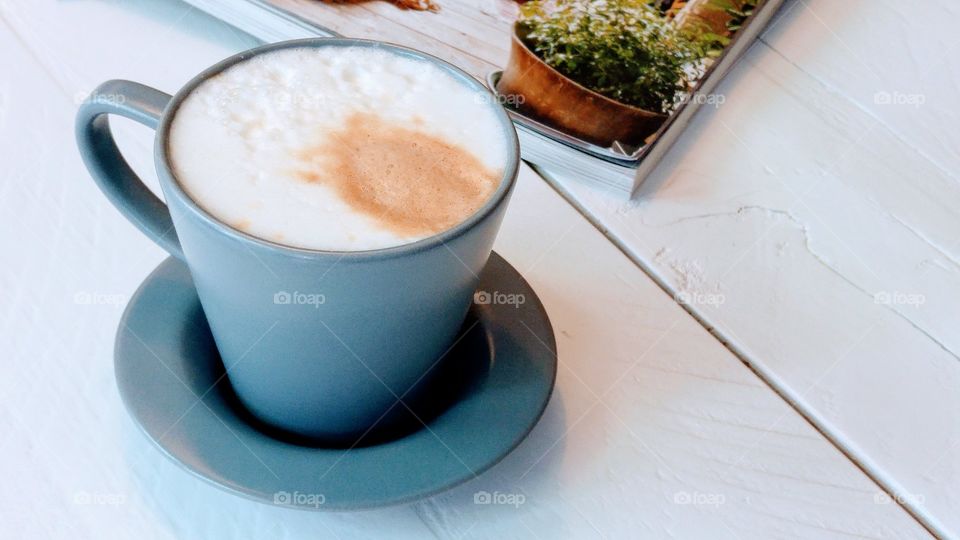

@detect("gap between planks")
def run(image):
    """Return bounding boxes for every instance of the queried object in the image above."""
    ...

[534,164,946,540]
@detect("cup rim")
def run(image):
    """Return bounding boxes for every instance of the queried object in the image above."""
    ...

[155,38,520,261]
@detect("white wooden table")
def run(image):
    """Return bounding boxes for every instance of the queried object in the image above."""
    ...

[0,0,949,538]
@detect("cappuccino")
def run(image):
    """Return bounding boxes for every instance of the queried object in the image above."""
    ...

[169,46,508,251]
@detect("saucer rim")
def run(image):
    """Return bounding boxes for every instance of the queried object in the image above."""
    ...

[115,253,557,510]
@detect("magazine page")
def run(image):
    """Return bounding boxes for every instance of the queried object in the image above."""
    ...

[268,0,515,77]
[267,0,777,181]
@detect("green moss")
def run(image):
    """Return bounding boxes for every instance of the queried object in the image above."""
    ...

[518,0,705,113]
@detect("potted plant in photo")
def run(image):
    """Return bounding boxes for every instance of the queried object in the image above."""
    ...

[497,0,704,149]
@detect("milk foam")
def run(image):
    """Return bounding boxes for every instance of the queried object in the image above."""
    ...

[168,46,508,251]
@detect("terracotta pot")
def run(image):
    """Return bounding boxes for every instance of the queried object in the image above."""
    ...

[496,32,668,148]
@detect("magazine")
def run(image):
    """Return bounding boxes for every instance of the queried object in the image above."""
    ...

[182,0,785,195]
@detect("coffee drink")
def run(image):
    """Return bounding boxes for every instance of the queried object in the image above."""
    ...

[168,46,508,251]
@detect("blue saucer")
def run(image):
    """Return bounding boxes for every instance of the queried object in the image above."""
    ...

[114,253,556,510]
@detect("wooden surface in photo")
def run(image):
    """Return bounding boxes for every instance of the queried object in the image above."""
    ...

[267,0,517,77]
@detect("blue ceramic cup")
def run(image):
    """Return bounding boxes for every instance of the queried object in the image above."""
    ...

[76,39,519,443]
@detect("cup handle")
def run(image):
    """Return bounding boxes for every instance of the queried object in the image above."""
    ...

[76,80,184,261]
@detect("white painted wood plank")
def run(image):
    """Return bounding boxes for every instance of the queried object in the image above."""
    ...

[542,2,960,535]
[0,0,931,537]
[761,0,960,194]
